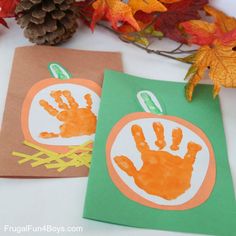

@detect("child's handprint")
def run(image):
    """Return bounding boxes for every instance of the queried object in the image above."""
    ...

[39,90,97,138]
[114,123,202,200]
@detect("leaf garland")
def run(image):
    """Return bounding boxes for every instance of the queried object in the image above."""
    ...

[154,0,209,43]
[1,0,236,101]
[90,0,140,31]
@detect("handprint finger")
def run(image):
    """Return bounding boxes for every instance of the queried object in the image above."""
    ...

[114,156,138,177]
[51,90,69,110]
[39,100,59,116]
[84,94,92,110]
[39,131,59,138]
[131,125,150,153]
[184,142,202,163]
[62,90,79,109]
[170,128,183,151]
[153,122,166,149]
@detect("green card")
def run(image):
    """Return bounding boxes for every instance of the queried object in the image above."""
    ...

[84,70,236,235]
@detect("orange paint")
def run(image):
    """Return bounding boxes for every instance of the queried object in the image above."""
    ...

[39,90,97,138]
[106,112,216,210]
[40,132,59,138]
[171,128,183,151]
[114,124,202,200]
[153,122,166,149]
[22,78,101,153]
[131,125,149,152]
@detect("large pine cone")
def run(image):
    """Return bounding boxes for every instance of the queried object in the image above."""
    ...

[16,0,78,45]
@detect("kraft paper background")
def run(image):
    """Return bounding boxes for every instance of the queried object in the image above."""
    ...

[0,46,122,178]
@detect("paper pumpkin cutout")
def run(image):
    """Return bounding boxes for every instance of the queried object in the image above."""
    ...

[106,91,216,210]
[21,63,101,152]
[12,63,101,172]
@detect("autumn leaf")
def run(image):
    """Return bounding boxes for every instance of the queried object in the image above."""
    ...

[118,20,147,35]
[204,5,236,46]
[91,0,140,31]
[181,5,236,45]
[204,5,236,33]
[180,6,236,100]
[89,0,182,32]
[180,20,219,45]
[119,11,155,31]
[118,24,163,47]
[74,0,95,26]
[154,0,209,43]
[185,42,236,100]
[160,0,182,3]
[117,0,182,47]
[0,0,19,18]
[0,18,8,28]
[181,19,236,46]
[117,11,163,47]
[0,0,19,28]
[128,0,167,14]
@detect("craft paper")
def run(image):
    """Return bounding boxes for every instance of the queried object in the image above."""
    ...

[84,70,236,235]
[0,46,122,178]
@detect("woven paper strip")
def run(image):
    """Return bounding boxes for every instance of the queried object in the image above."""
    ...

[12,140,92,172]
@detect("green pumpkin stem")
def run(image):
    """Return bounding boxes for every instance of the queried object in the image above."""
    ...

[137,90,165,115]
[48,63,72,80]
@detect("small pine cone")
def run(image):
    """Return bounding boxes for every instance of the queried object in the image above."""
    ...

[16,0,78,45]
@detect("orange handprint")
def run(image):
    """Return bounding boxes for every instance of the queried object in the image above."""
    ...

[39,90,97,138]
[114,123,202,200]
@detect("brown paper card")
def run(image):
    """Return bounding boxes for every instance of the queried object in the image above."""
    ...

[0,46,123,178]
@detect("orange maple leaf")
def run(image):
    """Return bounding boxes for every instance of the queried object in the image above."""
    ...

[180,6,236,101]
[204,5,236,33]
[117,10,156,33]
[180,20,219,46]
[91,0,140,31]
[128,0,167,14]
[181,5,236,46]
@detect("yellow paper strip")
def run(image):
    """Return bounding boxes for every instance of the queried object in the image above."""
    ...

[12,140,93,172]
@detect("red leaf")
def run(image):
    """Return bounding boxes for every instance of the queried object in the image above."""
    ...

[0,17,8,28]
[221,28,236,45]
[154,0,209,43]
[75,0,95,26]
[134,11,155,24]
[180,20,219,45]
[0,0,20,18]
[180,6,236,46]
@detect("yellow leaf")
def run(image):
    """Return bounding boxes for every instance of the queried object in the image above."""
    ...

[120,34,150,46]
[179,53,197,63]
[128,0,167,14]
[185,41,236,100]
[184,64,198,80]
[204,5,236,33]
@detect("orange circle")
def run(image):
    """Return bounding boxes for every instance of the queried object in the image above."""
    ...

[106,112,216,210]
[22,78,101,153]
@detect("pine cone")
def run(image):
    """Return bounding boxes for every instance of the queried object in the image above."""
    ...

[16,0,78,45]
